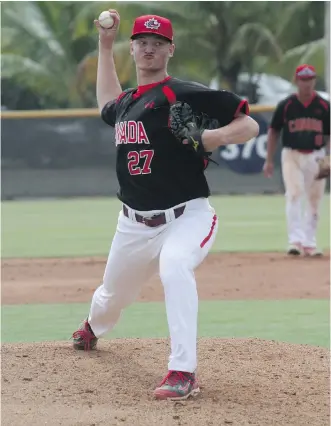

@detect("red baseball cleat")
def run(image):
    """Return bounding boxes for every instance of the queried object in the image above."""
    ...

[72,320,98,350]
[154,370,200,400]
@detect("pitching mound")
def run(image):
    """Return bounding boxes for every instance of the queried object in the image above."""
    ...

[1,338,329,426]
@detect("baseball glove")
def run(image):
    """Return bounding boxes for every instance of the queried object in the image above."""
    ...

[315,155,330,180]
[168,102,220,159]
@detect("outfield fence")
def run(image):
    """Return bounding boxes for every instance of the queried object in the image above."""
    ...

[1,106,329,200]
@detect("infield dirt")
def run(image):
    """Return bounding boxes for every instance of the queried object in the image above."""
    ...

[1,252,330,426]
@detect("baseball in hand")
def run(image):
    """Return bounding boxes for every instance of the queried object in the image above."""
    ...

[98,11,115,29]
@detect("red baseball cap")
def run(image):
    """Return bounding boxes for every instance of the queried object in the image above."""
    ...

[295,64,316,79]
[131,15,173,42]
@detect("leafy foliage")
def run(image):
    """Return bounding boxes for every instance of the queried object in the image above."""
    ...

[1,1,327,109]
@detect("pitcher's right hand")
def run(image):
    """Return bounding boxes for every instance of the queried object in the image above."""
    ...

[94,10,120,50]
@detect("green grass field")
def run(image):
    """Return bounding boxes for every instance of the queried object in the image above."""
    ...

[1,195,330,347]
[2,195,330,258]
[2,300,329,347]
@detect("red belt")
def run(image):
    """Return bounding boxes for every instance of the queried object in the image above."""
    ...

[123,205,186,227]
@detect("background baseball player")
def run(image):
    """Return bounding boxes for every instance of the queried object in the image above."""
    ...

[72,11,259,400]
[263,64,330,256]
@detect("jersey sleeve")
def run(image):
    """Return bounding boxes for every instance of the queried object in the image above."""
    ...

[100,89,132,127]
[172,83,249,128]
[101,100,117,127]
[270,100,286,131]
[210,90,249,126]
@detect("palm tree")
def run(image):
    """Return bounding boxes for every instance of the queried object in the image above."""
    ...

[260,1,326,87]
[76,1,285,92]
[1,1,327,109]
[1,1,181,108]
[1,1,105,108]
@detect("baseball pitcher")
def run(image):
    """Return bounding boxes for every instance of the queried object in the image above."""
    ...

[263,64,330,256]
[72,11,259,400]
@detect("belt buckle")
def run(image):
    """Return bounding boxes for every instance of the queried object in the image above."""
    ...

[140,216,151,226]
[143,213,162,227]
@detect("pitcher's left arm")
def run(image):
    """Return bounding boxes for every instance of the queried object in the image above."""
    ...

[201,114,259,151]
[168,89,259,155]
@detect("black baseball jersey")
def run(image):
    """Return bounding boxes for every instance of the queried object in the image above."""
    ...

[270,93,330,151]
[101,76,248,210]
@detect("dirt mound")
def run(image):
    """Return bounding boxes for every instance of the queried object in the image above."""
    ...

[1,338,329,426]
[2,252,330,305]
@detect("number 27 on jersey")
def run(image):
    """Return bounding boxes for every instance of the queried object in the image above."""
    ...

[127,150,154,175]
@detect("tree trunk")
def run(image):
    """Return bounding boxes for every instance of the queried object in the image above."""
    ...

[217,60,242,92]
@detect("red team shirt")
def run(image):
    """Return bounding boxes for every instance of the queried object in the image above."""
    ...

[102,77,249,211]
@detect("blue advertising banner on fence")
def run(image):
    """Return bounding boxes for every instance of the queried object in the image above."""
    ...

[219,113,271,175]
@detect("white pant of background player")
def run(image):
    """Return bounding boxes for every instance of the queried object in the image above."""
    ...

[88,197,218,373]
[281,147,326,254]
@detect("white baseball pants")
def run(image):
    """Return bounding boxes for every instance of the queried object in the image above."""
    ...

[88,197,218,373]
[281,147,326,248]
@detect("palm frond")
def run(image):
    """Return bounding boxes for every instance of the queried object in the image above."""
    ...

[71,1,107,40]
[281,38,325,64]
[1,54,51,79]
[77,39,133,82]
[1,27,18,50]
[262,38,326,82]
[230,23,283,60]
[2,1,65,57]
[113,1,195,20]
[276,1,312,38]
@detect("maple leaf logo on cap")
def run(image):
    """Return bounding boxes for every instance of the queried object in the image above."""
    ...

[144,17,161,30]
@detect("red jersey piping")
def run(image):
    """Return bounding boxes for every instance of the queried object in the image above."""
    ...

[234,99,249,117]
[162,86,177,105]
[200,215,217,248]
[133,76,172,99]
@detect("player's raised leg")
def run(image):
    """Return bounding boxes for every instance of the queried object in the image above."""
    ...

[154,199,218,400]
[72,211,159,349]
[281,148,305,255]
[302,153,326,256]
